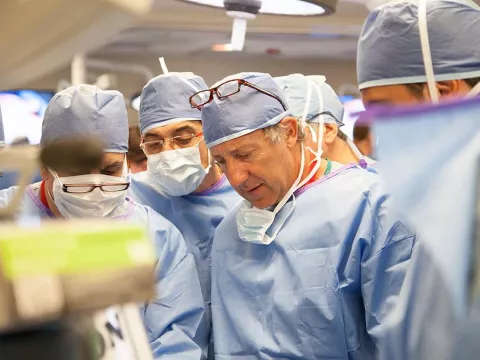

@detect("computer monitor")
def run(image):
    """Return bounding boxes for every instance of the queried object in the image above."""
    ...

[338,96,364,140]
[0,89,54,145]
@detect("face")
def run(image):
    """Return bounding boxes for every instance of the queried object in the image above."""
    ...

[142,120,209,167]
[211,117,300,209]
[41,152,126,198]
[361,84,423,108]
[361,80,472,108]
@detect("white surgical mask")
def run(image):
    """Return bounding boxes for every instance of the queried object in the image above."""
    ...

[49,173,128,219]
[236,145,305,245]
[147,139,212,197]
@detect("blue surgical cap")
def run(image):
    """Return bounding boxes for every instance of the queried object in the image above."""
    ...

[201,72,291,148]
[274,74,344,126]
[139,72,208,134]
[41,85,128,153]
[0,105,4,145]
[357,0,480,90]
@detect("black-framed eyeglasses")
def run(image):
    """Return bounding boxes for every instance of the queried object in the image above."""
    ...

[189,79,287,111]
[140,132,203,155]
[62,183,130,194]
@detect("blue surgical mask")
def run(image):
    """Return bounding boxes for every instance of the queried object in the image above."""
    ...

[146,140,212,197]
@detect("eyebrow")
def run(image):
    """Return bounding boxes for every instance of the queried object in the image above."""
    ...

[144,125,197,140]
[172,125,197,135]
[228,145,256,156]
[101,161,123,172]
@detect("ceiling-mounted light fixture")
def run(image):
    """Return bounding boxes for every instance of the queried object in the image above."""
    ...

[180,0,337,51]
[181,0,335,15]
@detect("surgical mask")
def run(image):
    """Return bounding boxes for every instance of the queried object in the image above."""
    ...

[49,172,128,219]
[147,139,212,196]
[236,145,306,245]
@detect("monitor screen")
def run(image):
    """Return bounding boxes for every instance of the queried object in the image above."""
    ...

[0,89,54,145]
[341,98,365,140]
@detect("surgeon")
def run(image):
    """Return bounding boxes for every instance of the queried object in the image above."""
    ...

[357,0,480,107]
[274,73,373,167]
[192,72,415,359]
[128,70,240,358]
[356,0,480,359]
[0,85,207,360]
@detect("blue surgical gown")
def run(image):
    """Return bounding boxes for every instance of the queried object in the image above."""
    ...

[0,182,207,360]
[368,95,480,360]
[211,164,415,359]
[128,172,240,358]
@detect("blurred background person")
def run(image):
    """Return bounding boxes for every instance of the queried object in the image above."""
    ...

[353,123,374,158]
[127,126,147,173]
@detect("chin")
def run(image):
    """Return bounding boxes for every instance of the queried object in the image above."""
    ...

[248,197,276,210]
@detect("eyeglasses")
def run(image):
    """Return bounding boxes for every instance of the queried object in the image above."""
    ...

[62,182,130,194]
[140,132,203,156]
[189,79,287,110]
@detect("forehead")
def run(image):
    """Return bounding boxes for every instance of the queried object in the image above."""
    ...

[144,120,202,138]
[361,84,419,107]
[210,129,266,156]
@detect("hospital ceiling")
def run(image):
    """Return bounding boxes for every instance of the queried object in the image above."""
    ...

[91,0,370,60]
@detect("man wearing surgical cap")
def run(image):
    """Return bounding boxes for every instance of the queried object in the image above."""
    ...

[357,0,480,106]
[0,85,207,360]
[128,72,240,359]
[195,72,415,359]
[274,73,375,168]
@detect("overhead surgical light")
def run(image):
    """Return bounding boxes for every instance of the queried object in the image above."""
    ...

[180,0,336,51]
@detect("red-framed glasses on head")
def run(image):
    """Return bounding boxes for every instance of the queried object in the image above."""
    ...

[189,79,287,111]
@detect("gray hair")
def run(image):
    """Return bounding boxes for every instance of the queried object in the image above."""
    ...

[263,119,306,143]
[308,122,347,141]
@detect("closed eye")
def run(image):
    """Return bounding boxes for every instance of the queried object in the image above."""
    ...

[236,152,252,160]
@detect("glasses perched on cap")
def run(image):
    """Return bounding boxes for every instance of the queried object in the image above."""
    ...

[61,182,130,194]
[189,79,287,110]
[140,132,203,156]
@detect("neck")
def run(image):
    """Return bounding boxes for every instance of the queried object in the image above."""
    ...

[193,163,223,193]
[324,139,359,165]
[297,149,329,187]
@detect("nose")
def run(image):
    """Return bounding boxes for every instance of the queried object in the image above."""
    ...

[224,160,249,189]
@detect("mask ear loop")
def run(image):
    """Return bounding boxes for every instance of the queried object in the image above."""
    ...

[467,81,480,98]
[418,0,439,103]
[159,57,169,74]
[297,78,325,189]
[195,136,213,174]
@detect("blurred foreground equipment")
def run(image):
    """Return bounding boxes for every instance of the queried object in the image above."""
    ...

[0,139,155,359]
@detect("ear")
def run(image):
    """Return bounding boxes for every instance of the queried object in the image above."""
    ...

[436,80,463,98]
[281,116,299,148]
[323,123,337,145]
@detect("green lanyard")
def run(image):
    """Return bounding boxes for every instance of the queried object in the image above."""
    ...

[324,159,332,176]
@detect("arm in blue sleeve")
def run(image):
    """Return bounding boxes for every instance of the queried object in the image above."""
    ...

[360,193,416,347]
[142,209,207,360]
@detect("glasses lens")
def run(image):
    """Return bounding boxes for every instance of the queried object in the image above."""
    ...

[101,183,130,192]
[142,140,163,155]
[217,80,240,98]
[172,134,196,149]
[191,91,210,107]
[64,185,94,193]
